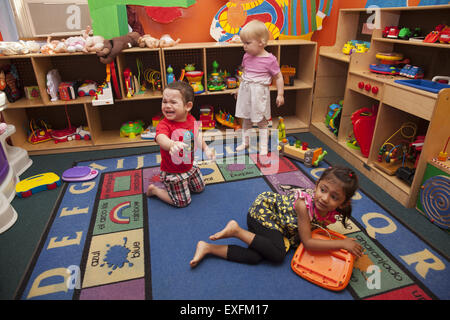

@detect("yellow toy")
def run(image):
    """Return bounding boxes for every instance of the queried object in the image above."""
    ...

[277,116,286,142]
[281,65,296,85]
[16,172,61,198]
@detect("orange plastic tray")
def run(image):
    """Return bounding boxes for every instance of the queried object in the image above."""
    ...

[291,228,354,291]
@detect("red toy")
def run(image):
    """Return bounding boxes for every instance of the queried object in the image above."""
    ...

[438,26,450,44]
[386,26,400,38]
[58,82,78,101]
[199,105,216,130]
[351,106,378,158]
[424,24,446,43]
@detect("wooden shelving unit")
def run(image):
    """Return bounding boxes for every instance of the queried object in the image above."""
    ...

[1,39,316,155]
[311,5,450,208]
[2,5,449,209]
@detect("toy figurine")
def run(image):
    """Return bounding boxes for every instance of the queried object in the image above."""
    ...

[167,65,175,84]
[207,61,226,91]
[46,69,62,102]
[277,116,286,142]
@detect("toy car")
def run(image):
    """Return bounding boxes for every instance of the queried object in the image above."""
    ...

[77,80,97,97]
[386,26,400,38]
[438,26,450,44]
[58,81,79,100]
[398,27,412,40]
[16,172,61,198]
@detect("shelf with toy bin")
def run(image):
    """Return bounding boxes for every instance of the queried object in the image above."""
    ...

[115,47,163,100]
[371,4,450,49]
[31,54,106,105]
[336,88,380,161]
[204,43,247,94]
[311,7,373,145]
[0,56,45,108]
[369,105,431,199]
[4,103,94,154]
[311,54,350,142]
[160,45,205,90]
[84,99,159,148]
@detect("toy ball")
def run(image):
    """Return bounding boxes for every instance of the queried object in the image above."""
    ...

[16,172,61,198]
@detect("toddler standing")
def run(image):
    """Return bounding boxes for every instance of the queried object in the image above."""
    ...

[235,20,285,156]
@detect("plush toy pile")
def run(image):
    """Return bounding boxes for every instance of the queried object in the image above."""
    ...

[0,26,181,64]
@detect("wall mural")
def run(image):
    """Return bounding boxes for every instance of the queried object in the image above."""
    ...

[210,0,333,42]
[208,0,447,42]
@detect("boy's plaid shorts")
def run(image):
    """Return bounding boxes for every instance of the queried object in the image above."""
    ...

[160,165,205,207]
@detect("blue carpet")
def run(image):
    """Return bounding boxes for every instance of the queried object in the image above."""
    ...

[14,140,449,300]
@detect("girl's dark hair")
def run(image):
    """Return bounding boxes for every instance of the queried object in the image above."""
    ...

[317,165,359,227]
[166,81,194,105]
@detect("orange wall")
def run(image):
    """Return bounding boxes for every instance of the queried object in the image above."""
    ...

[137,0,368,47]
[137,0,225,43]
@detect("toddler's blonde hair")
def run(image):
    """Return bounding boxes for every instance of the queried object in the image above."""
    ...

[239,20,270,45]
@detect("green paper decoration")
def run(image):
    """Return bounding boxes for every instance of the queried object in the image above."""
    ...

[88,0,196,39]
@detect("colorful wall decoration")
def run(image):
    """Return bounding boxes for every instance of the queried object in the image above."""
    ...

[210,0,335,42]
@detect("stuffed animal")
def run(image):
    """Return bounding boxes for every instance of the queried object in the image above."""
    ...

[138,34,160,49]
[65,36,85,53]
[0,42,29,55]
[97,32,140,64]
[82,25,105,53]
[40,37,57,55]
[159,34,181,48]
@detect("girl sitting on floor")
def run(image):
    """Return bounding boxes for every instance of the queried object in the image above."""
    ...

[190,165,363,267]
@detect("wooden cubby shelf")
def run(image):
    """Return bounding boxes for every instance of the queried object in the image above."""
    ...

[2,5,449,209]
[1,39,317,155]
[311,5,450,208]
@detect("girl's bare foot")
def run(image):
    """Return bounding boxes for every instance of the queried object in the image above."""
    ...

[190,241,210,268]
[210,220,240,241]
[146,184,157,197]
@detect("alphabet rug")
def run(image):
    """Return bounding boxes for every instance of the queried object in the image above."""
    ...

[15,140,449,300]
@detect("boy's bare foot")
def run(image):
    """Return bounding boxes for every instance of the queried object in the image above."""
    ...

[210,220,239,241]
[146,184,158,197]
[190,241,210,268]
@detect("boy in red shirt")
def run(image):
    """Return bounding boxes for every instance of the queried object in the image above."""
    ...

[147,81,215,207]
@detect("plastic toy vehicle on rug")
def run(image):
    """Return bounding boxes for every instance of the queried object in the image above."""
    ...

[16,172,61,198]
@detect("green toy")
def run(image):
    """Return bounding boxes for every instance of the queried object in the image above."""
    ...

[207,61,226,91]
[120,120,145,139]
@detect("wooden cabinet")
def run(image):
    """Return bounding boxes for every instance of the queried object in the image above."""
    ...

[311,5,450,208]
[1,40,316,154]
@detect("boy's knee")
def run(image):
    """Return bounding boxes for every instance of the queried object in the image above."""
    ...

[191,184,205,194]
